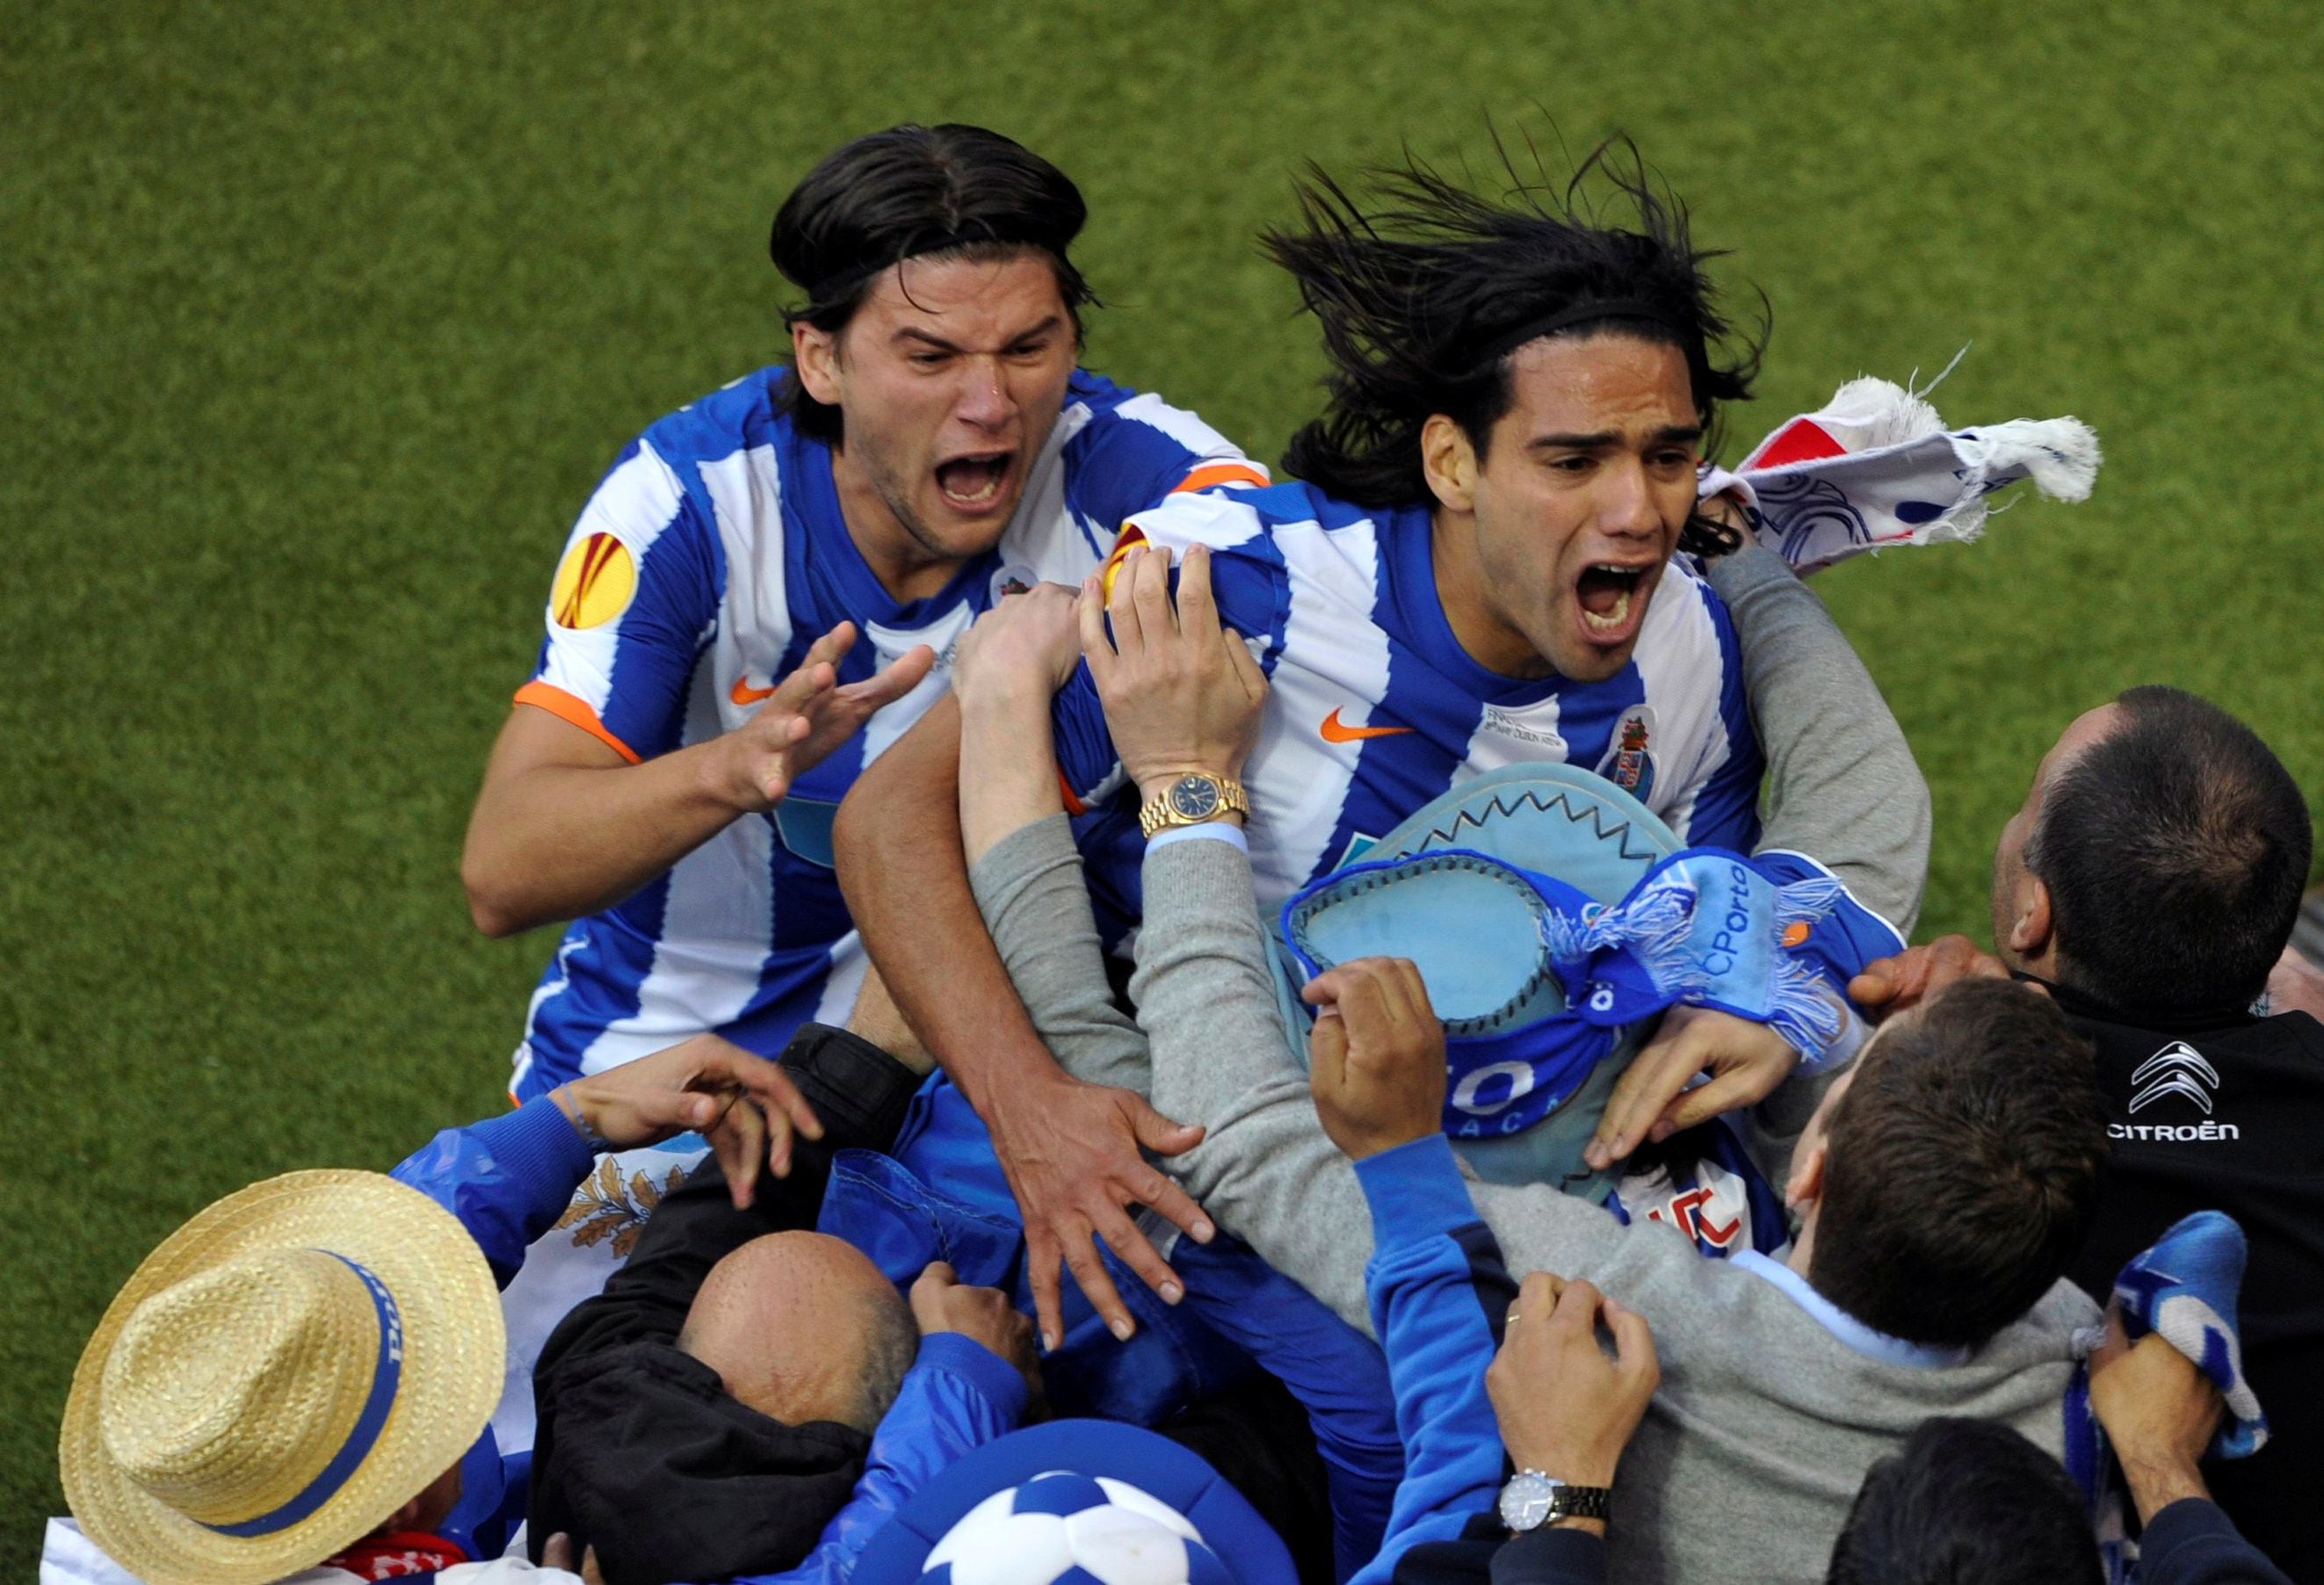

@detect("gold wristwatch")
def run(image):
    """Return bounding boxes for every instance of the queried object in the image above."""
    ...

[1138,771,1249,838]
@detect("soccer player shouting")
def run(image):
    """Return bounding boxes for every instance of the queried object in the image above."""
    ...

[459,123,1259,1148]
[838,146,1928,1351]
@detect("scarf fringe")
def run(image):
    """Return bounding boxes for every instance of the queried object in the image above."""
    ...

[1821,375,1950,448]
[1765,953,1848,1055]
[1771,876,1844,937]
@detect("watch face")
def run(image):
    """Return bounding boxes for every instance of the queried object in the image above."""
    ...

[1168,775,1220,820]
[1498,1472,1556,1532]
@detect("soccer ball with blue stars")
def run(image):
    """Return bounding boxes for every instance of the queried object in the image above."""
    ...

[917,1469,1235,1585]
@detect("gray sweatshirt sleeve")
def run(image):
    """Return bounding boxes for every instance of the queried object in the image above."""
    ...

[1708,546,1931,936]
[967,813,1150,1094]
[1127,833,1378,1325]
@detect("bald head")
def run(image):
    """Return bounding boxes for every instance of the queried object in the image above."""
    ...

[678,1232,917,1433]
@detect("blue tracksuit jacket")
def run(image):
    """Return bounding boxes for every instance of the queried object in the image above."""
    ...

[1348,1133,1520,1582]
[817,1073,1407,1578]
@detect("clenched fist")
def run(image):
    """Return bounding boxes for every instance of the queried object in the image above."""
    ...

[909,1261,1043,1404]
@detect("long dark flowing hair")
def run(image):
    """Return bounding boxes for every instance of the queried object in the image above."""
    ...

[1267,134,1765,554]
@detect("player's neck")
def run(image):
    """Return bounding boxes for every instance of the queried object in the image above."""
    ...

[830,446,966,604]
[1428,505,1553,679]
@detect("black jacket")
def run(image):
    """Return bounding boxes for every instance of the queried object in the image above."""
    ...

[2060,990,2324,1581]
[525,1024,923,1585]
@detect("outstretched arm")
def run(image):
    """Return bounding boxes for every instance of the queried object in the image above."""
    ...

[954,581,1155,1090]
[836,600,1213,1353]
[953,580,1164,1096]
[392,1033,826,1284]
[464,622,931,936]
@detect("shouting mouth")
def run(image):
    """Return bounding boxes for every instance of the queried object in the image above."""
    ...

[1575,561,1654,642]
[935,451,1016,512]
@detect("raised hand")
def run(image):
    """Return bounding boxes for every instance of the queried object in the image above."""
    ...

[2089,1309,2226,1524]
[1079,541,1267,801]
[1848,933,2009,1020]
[720,621,937,811]
[553,1032,823,1209]
[1305,956,1447,1162]
[1585,1004,1800,1170]
[988,1073,1215,1351]
[953,582,1086,707]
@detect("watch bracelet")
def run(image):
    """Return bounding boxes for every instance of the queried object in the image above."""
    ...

[1538,1475,1610,1523]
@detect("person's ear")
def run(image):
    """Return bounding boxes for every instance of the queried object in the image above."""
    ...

[793,321,844,408]
[2006,871,2054,959]
[1420,415,1477,514]
[1785,1137,1828,1214]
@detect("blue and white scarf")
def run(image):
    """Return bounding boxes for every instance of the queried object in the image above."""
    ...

[1280,845,1886,1142]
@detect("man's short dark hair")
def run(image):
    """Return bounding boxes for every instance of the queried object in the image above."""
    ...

[848,1288,920,1434]
[1261,134,1762,554]
[769,123,1096,445]
[1826,1418,2099,1585]
[1811,978,2104,1349]
[2026,685,2313,1018]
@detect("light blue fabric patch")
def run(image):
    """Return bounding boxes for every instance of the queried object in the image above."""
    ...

[772,795,840,868]
[1270,766,1680,1192]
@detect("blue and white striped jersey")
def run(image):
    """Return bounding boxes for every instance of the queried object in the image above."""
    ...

[1053,481,1762,929]
[508,366,1263,1100]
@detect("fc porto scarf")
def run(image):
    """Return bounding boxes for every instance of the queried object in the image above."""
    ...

[1705,371,2102,574]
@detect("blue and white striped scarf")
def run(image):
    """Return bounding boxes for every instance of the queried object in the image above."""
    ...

[1704,371,2102,575]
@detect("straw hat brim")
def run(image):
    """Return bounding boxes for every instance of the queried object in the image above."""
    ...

[60,1169,507,1585]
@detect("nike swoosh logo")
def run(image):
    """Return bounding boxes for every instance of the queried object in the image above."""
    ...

[1320,706,1414,742]
[730,677,778,706]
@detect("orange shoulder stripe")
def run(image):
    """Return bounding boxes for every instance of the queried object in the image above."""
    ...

[1172,460,1269,494]
[513,680,644,765]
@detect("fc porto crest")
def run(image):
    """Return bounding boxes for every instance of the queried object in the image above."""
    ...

[988,563,1038,603]
[1594,706,1657,801]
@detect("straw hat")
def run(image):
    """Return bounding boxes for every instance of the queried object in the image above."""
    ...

[60,1169,507,1585]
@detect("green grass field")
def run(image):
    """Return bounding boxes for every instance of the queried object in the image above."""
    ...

[5,0,2319,1563]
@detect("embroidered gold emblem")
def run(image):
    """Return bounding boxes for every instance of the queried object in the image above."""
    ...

[555,1155,690,1259]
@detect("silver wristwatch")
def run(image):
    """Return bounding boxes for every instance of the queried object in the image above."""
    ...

[1498,1469,1611,1533]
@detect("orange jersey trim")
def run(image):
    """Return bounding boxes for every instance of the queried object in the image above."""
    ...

[1100,525,1149,602]
[1172,460,1269,494]
[1058,767,1089,818]
[513,680,643,765]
